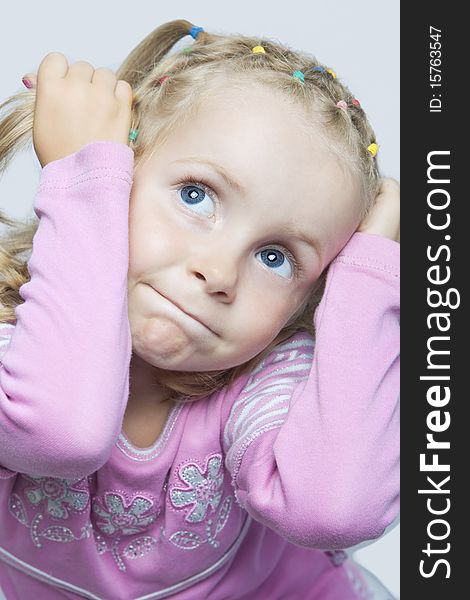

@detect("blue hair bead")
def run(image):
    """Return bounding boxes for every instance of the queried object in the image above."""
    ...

[312,66,326,73]
[189,26,204,39]
[292,70,305,83]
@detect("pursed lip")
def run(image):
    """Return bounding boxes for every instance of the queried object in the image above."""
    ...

[147,284,218,336]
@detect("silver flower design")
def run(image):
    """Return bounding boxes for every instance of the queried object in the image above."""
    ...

[170,453,224,523]
[23,475,89,520]
[92,492,159,537]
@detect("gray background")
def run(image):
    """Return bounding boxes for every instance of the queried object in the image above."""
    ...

[0,1,400,597]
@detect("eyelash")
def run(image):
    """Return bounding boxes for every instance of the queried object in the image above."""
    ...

[174,175,305,279]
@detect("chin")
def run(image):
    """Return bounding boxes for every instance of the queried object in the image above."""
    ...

[139,351,249,374]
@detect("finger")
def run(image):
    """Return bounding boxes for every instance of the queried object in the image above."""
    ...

[91,67,118,89]
[115,79,133,106]
[66,60,95,82]
[36,52,69,81]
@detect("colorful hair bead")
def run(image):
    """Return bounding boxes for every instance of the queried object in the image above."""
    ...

[352,98,361,107]
[292,70,305,83]
[312,66,326,73]
[336,100,348,112]
[252,45,266,54]
[128,128,139,143]
[367,143,379,157]
[189,26,204,39]
[158,75,169,85]
[326,68,337,79]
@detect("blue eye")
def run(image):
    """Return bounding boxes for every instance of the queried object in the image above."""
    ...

[179,184,215,217]
[256,248,294,279]
[177,180,300,280]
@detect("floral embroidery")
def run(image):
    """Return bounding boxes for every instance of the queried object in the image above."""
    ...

[5,453,236,573]
[91,490,162,571]
[93,531,161,572]
[169,495,233,550]
[8,476,92,548]
[92,491,160,536]
[23,475,90,519]
[169,453,224,523]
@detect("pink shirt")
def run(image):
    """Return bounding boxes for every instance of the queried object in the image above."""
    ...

[0,142,399,599]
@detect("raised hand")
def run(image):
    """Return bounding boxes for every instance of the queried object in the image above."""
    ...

[26,53,133,167]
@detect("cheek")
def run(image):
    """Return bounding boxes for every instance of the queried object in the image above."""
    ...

[226,308,288,367]
[128,207,183,275]
[236,288,293,344]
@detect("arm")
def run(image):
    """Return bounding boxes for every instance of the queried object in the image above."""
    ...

[0,141,133,479]
[222,232,400,549]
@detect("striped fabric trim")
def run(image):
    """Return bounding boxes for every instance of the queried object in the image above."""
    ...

[0,323,15,362]
[223,333,314,484]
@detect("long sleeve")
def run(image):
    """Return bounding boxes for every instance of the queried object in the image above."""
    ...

[0,141,134,479]
[222,232,400,550]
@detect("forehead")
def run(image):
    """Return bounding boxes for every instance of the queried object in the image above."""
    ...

[142,82,361,251]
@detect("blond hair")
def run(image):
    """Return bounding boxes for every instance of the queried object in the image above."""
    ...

[0,19,380,402]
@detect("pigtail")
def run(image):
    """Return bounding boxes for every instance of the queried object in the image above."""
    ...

[115,20,197,89]
[0,88,38,323]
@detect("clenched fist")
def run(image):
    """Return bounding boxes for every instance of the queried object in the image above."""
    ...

[31,52,133,167]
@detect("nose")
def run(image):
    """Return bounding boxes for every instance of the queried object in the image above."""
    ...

[187,248,239,301]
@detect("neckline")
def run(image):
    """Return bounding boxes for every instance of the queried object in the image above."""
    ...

[117,401,186,460]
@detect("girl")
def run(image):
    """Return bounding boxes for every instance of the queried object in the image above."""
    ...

[0,19,399,600]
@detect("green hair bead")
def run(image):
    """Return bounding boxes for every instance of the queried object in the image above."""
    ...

[292,70,305,83]
[129,128,139,143]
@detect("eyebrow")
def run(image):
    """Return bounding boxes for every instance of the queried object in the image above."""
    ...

[171,157,322,261]
[170,157,247,196]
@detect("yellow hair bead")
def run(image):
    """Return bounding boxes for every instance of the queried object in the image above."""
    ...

[367,143,379,157]
[326,68,336,78]
[252,45,266,54]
